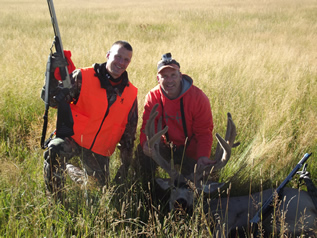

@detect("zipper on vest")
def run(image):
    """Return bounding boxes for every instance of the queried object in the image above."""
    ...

[89,105,110,151]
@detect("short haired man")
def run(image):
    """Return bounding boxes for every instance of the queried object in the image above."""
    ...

[42,41,138,198]
[138,53,214,181]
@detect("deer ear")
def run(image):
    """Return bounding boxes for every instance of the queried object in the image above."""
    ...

[155,178,171,191]
[201,182,225,194]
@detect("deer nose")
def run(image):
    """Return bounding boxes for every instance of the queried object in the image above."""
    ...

[175,198,187,210]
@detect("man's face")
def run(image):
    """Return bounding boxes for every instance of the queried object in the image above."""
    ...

[106,44,132,79]
[157,67,182,99]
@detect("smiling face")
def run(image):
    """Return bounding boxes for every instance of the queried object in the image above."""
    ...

[157,67,182,100]
[106,43,132,79]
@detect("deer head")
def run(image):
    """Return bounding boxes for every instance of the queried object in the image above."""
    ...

[145,103,239,211]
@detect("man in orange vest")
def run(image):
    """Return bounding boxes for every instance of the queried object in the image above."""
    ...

[42,41,138,197]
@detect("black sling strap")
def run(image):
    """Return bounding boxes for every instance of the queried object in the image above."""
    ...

[160,98,189,143]
[160,99,170,141]
[180,98,188,139]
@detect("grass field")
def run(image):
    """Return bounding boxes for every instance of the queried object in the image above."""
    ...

[0,0,316,236]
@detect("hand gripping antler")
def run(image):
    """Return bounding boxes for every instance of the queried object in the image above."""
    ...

[188,112,239,183]
[145,104,179,179]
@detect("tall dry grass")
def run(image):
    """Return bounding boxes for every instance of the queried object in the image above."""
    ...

[0,0,316,236]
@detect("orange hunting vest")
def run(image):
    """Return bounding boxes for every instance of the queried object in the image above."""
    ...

[70,67,137,156]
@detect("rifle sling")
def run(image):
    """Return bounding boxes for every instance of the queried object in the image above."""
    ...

[160,97,189,146]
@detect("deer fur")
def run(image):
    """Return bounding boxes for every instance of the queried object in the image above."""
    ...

[145,104,317,237]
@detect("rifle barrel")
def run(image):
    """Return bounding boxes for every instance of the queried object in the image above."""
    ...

[46,0,71,89]
[250,152,312,224]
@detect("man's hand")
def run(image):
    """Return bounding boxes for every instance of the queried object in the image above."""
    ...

[197,156,216,167]
[54,50,76,81]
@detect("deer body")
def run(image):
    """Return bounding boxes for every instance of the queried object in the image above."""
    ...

[145,104,317,236]
[156,176,317,236]
[207,187,317,236]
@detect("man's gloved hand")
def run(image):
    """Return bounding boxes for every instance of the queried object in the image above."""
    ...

[54,87,71,103]
[53,50,76,81]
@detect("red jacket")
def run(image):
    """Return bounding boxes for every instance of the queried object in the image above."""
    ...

[71,67,138,156]
[140,75,213,160]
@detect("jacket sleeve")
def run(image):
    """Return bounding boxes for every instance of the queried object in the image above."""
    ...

[118,97,138,157]
[115,97,138,182]
[140,93,152,147]
[192,92,214,159]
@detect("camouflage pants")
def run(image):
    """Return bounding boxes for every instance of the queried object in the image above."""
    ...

[43,137,109,195]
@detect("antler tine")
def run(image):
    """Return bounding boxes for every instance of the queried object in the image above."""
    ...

[213,113,237,164]
[212,133,232,170]
[225,113,237,147]
[145,104,178,179]
[145,104,159,142]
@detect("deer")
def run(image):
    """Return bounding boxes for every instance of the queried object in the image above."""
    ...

[145,104,317,237]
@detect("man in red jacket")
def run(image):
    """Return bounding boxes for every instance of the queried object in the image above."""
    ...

[42,41,138,199]
[139,53,214,181]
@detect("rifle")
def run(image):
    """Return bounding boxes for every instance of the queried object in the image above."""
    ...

[250,152,312,224]
[47,0,71,88]
[41,0,74,149]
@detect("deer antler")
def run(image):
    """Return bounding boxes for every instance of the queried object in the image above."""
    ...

[145,104,179,179]
[188,112,239,184]
[145,104,239,187]
[213,112,239,169]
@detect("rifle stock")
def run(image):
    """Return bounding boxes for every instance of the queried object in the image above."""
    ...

[250,152,312,224]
